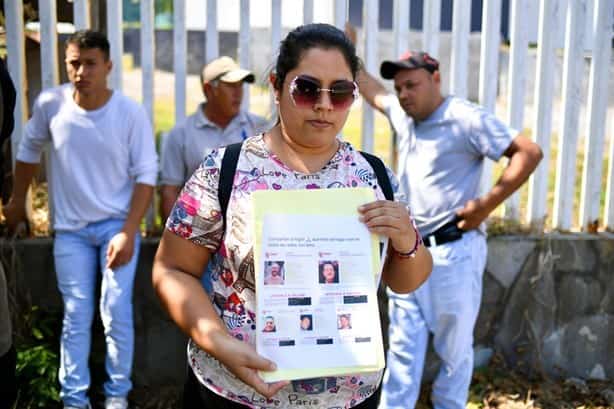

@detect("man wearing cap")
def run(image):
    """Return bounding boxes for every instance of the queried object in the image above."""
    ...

[345,24,542,409]
[159,56,268,220]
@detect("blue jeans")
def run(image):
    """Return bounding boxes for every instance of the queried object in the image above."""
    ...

[381,231,487,409]
[54,219,140,408]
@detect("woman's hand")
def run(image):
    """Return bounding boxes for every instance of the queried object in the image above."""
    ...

[358,200,416,253]
[211,331,289,399]
[360,200,432,294]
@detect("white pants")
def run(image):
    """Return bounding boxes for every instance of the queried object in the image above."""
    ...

[380,230,487,409]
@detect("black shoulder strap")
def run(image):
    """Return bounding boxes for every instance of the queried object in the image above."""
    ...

[218,142,243,226]
[359,151,394,201]
[219,145,392,226]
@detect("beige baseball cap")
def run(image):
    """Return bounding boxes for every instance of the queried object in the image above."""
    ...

[201,56,255,83]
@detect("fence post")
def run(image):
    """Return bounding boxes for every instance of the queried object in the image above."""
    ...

[303,0,314,24]
[361,0,378,154]
[107,0,123,90]
[39,0,59,90]
[553,0,588,231]
[391,0,410,169]
[478,0,502,197]
[393,0,410,60]
[504,0,529,221]
[141,0,155,124]
[206,0,219,63]
[334,0,349,30]
[527,0,563,230]
[271,0,282,56]
[73,0,91,30]
[422,0,441,58]
[450,0,470,98]
[269,0,282,116]
[240,0,251,111]
[38,0,60,226]
[173,0,187,123]
[141,0,156,231]
[579,0,614,232]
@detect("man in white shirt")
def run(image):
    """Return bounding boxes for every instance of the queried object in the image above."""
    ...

[345,23,542,409]
[159,56,268,221]
[4,30,158,409]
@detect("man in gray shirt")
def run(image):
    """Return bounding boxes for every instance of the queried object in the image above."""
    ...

[159,56,268,220]
[346,24,542,409]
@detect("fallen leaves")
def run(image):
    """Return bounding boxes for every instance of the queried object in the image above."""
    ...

[417,354,613,409]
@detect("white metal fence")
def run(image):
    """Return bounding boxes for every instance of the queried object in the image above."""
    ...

[5,0,614,232]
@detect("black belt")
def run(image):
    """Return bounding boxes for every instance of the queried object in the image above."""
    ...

[422,219,465,247]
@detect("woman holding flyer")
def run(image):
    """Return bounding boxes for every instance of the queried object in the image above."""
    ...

[153,23,432,409]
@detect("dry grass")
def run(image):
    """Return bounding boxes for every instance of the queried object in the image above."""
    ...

[417,355,614,409]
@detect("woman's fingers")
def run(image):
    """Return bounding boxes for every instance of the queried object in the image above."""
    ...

[236,368,278,398]
[219,340,289,399]
[243,373,289,399]
[234,359,289,398]
[359,201,409,225]
[358,200,417,252]
[243,351,277,372]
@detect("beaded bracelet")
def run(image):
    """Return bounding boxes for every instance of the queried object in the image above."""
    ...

[393,219,423,259]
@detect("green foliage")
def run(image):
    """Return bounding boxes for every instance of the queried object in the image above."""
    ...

[123,0,173,28]
[13,306,61,408]
[155,0,173,14]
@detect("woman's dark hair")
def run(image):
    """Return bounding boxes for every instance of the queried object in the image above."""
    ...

[65,30,111,61]
[274,23,359,91]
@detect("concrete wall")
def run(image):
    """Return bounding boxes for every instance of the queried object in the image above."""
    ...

[2,234,613,395]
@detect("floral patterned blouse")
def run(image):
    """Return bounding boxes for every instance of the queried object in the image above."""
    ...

[166,134,401,409]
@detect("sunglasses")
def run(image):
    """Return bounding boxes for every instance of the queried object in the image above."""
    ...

[289,75,358,111]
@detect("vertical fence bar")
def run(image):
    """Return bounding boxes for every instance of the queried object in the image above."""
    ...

[393,0,410,61]
[73,0,91,30]
[392,0,410,169]
[478,0,502,196]
[173,0,187,123]
[107,0,123,90]
[5,0,27,167]
[239,0,251,111]
[361,0,378,153]
[579,0,613,231]
[206,0,219,62]
[527,0,562,229]
[422,0,441,58]
[504,0,529,220]
[334,0,349,30]
[141,0,156,231]
[605,118,614,231]
[450,0,471,98]
[39,0,59,90]
[303,0,314,24]
[271,0,282,61]
[37,0,60,225]
[270,0,282,114]
[141,0,155,123]
[553,0,587,231]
